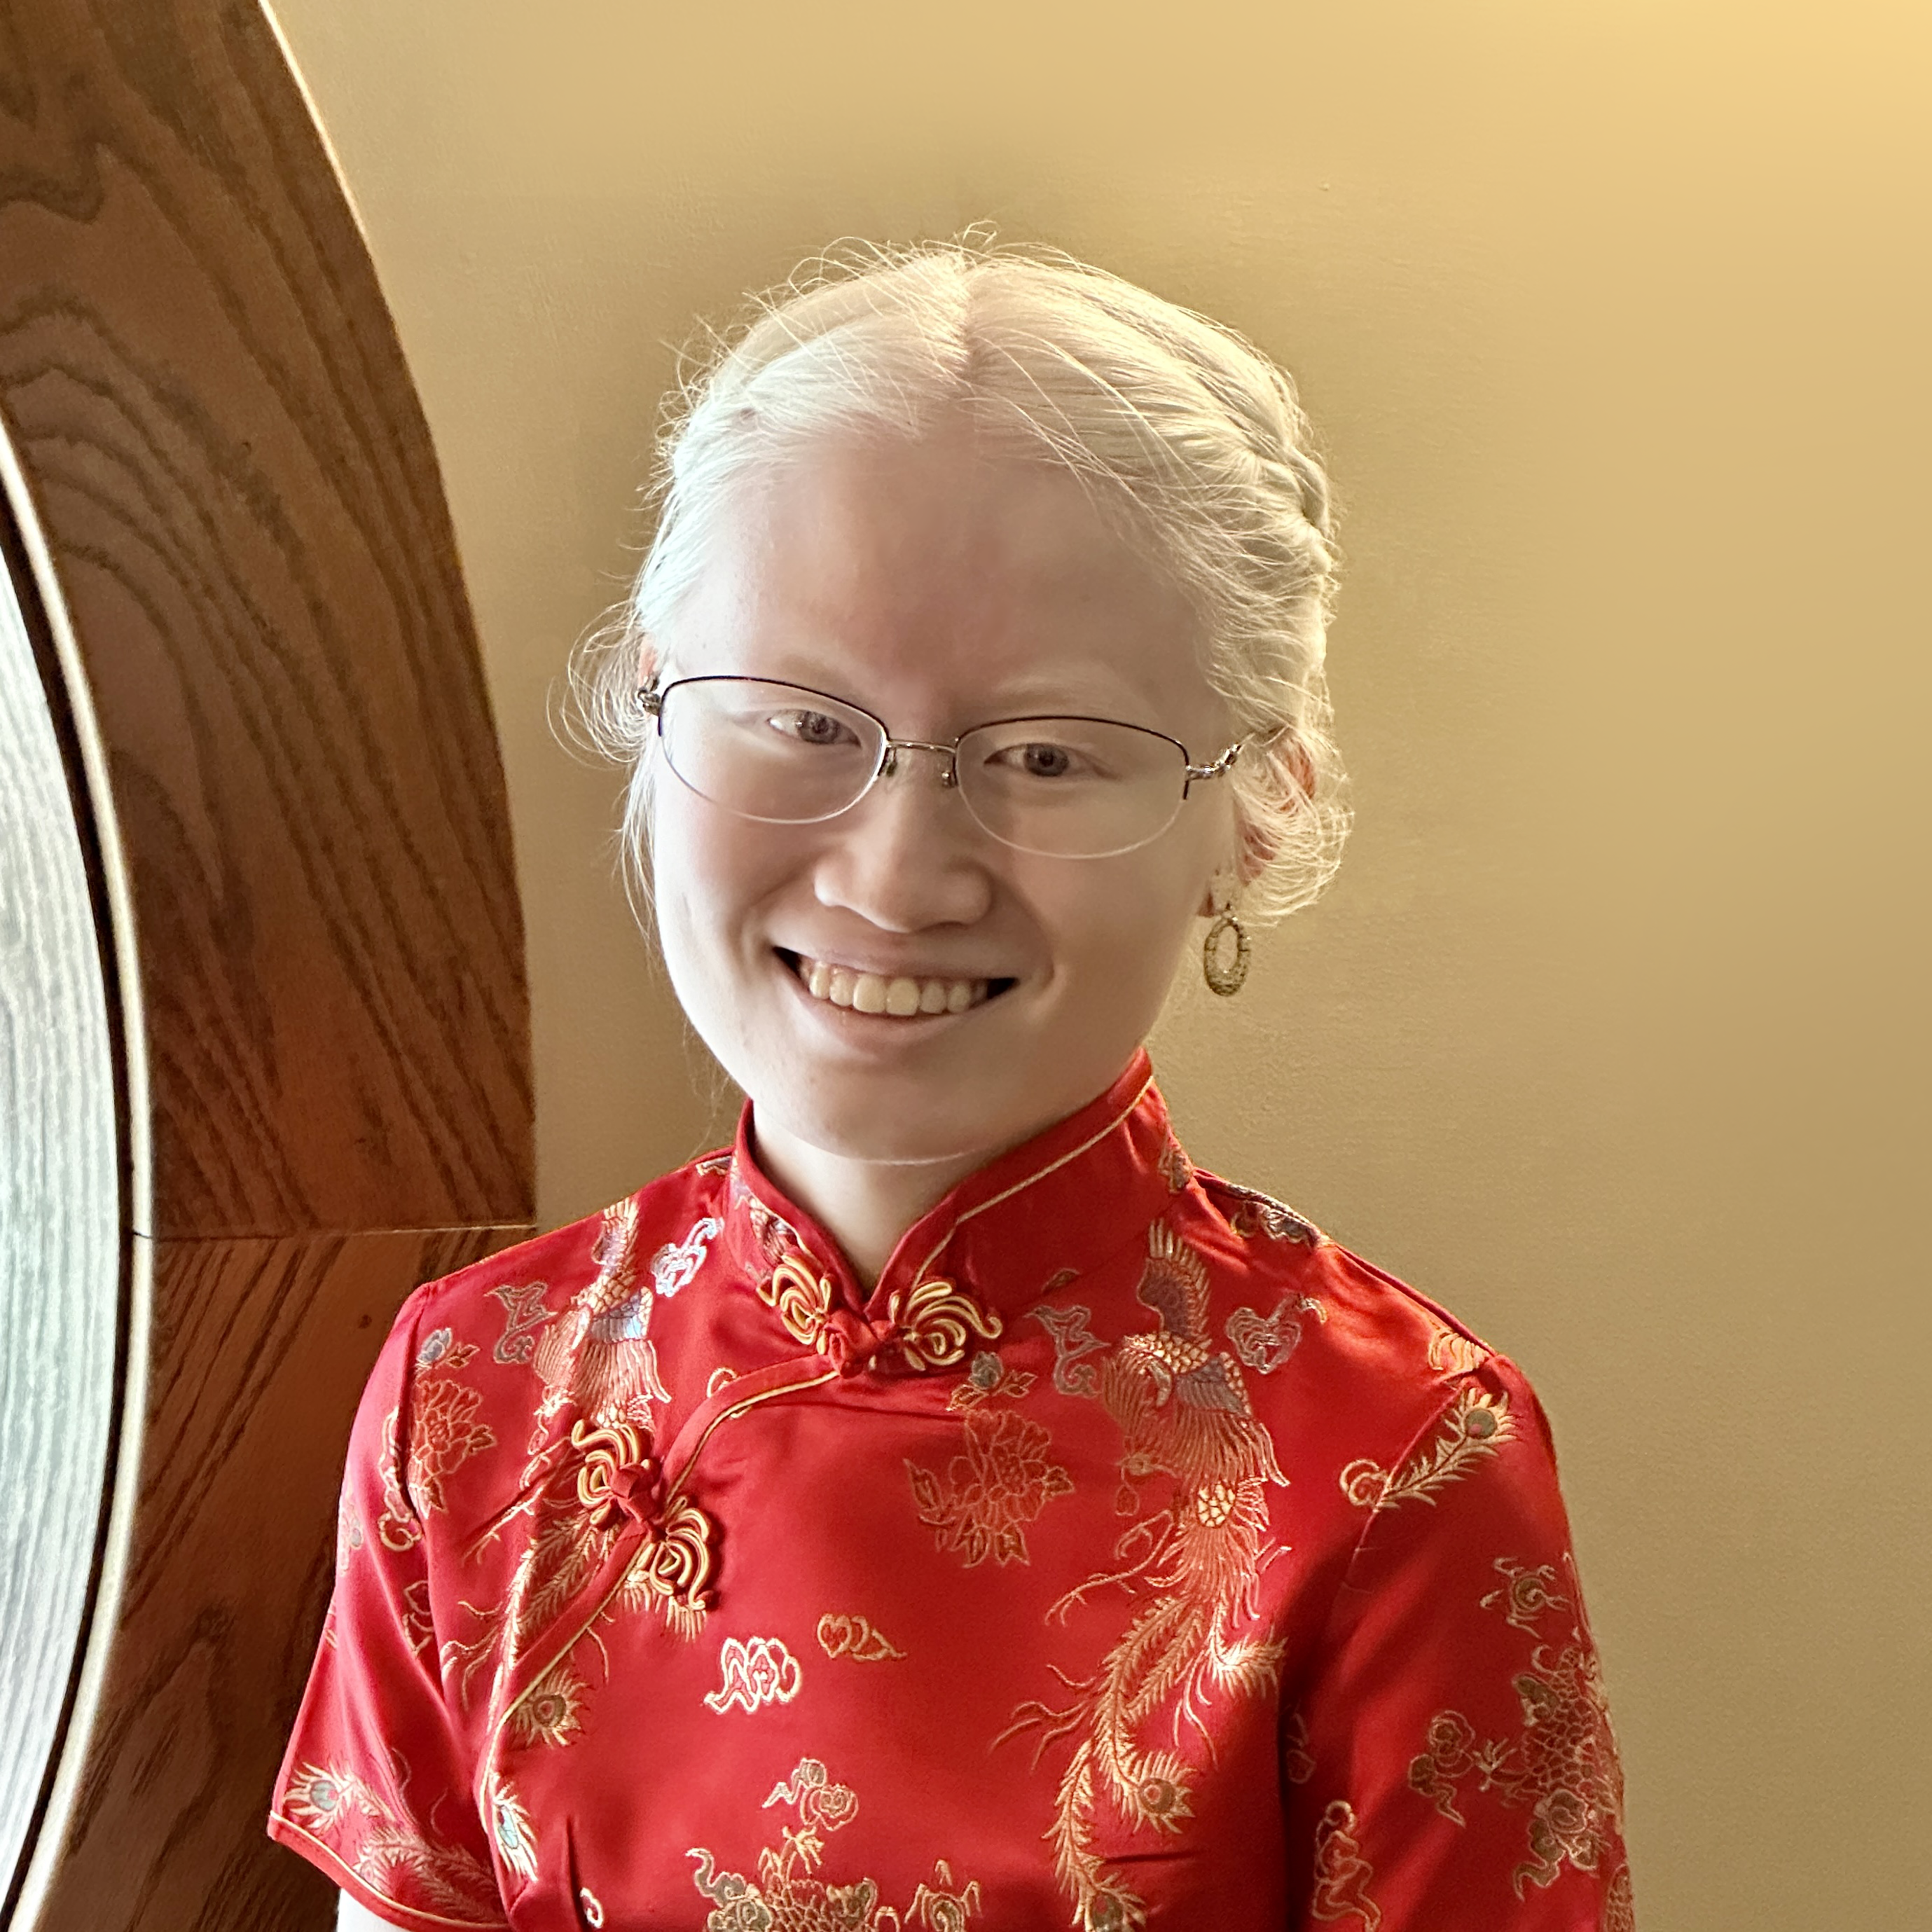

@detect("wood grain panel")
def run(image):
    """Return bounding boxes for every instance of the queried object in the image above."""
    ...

[0,0,532,1238]
[0,3,539,1926]
[31,1224,528,1932]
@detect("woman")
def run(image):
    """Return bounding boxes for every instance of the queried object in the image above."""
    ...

[273,244,1632,1931]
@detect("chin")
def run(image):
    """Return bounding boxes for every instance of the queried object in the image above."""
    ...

[761,1078,1012,1171]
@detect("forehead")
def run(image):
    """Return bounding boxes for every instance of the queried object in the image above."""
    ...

[658,425,1217,724]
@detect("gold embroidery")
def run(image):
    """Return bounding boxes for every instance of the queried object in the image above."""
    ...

[1030,1302,1108,1398]
[277,1759,502,1926]
[1221,1183,1321,1246]
[445,1421,709,1722]
[906,1408,1073,1568]
[1224,1292,1325,1374]
[532,1199,670,1424]
[883,1275,1002,1370]
[708,1365,740,1397]
[1405,1554,1628,1902]
[1309,1800,1381,1928]
[579,1886,605,1927]
[1002,1222,1288,1931]
[816,1613,906,1662]
[405,1379,497,1518]
[759,1253,836,1350]
[1427,1325,1487,1374]
[488,1772,539,1882]
[506,1659,588,1749]
[705,1636,803,1714]
[947,1349,1036,1409]
[1339,1386,1515,1511]
[489,1279,553,1366]
[687,1758,981,1931]
[401,1579,435,1660]
[616,1494,716,1636]
[1484,1557,1568,1633]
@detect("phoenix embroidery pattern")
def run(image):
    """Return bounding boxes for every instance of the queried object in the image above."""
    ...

[1004,1222,1288,1931]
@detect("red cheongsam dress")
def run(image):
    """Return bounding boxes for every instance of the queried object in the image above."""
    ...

[270,1049,1634,1930]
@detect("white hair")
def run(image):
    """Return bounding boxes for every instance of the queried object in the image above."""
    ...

[570,238,1348,923]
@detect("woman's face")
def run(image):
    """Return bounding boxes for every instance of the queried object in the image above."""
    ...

[647,421,1238,1177]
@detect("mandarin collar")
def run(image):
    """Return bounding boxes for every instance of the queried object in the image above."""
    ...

[721,1049,1184,1327]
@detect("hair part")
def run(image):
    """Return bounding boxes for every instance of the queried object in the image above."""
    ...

[567,236,1349,923]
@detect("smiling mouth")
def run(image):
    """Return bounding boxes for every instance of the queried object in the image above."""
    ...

[780,951,1014,1019]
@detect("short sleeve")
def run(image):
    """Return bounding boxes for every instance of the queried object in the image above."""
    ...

[268,1295,509,1931]
[1285,1358,1634,1931]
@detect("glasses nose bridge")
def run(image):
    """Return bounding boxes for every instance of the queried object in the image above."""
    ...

[875,733,962,790]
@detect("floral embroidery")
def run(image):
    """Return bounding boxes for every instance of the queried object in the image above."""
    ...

[688,1759,980,1931]
[906,1409,1073,1568]
[816,1613,906,1662]
[1309,1800,1380,1928]
[336,1488,364,1574]
[506,1659,589,1748]
[1339,1386,1515,1511]
[277,1758,502,1925]
[1406,1555,1628,1901]
[1224,1292,1325,1375]
[579,1886,606,1927]
[376,1409,420,1553]
[705,1636,804,1714]
[651,1215,722,1297]
[532,1199,670,1424]
[405,1378,496,1517]
[1030,1302,1108,1398]
[707,1365,739,1396]
[488,1279,553,1366]
[947,1349,1036,1410]
[1220,1182,1321,1246]
[1003,1222,1288,1931]
[417,1326,478,1373]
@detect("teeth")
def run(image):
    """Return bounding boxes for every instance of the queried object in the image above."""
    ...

[792,955,989,1019]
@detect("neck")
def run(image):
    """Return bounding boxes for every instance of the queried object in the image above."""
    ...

[747,1116,988,1291]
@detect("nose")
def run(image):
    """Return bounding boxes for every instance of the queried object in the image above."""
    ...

[812,747,994,932]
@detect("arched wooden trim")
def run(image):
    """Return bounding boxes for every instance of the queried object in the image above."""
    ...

[0,3,534,1927]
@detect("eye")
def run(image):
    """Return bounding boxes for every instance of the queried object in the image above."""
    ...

[768,707,858,748]
[993,740,1090,780]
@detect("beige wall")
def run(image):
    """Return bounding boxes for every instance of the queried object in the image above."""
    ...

[270,3,1931,1923]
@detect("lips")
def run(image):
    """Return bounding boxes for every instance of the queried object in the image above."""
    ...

[786,951,1000,1019]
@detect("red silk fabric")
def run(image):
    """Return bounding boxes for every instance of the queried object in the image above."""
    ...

[270,1052,1631,1930]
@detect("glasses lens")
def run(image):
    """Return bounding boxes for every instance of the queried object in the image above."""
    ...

[657,679,882,822]
[955,717,1188,857]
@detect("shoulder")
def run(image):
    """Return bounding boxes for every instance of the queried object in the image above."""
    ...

[1179,1168,1552,1458]
[401,1149,734,1346]
[345,1152,734,1531]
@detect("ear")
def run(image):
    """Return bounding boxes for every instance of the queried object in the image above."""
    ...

[1214,733,1315,901]
[636,633,660,691]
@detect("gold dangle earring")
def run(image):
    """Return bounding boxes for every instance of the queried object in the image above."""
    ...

[1201,879,1250,997]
